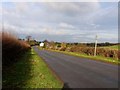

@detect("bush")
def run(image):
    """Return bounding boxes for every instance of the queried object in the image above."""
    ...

[59,47,66,51]
[2,32,31,66]
[68,46,119,60]
[118,50,120,60]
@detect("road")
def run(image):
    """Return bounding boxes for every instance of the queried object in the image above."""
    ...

[33,47,119,88]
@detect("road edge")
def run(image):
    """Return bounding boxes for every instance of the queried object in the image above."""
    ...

[47,49,119,66]
[34,47,64,88]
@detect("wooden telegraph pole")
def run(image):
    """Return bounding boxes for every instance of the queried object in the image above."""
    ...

[94,35,98,56]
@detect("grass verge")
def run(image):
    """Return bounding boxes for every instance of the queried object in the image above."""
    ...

[39,47,119,65]
[60,51,119,65]
[3,48,63,88]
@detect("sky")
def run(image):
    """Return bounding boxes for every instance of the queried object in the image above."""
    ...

[1,1,118,43]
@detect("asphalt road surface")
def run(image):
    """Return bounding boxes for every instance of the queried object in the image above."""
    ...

[33,47,119,88]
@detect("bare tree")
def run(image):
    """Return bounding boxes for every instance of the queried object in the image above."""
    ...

[26,36,31,42]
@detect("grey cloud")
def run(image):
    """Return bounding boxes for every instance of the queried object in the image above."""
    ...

[43,2,100,16]
[2,2,118,43]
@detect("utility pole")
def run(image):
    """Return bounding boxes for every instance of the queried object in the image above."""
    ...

[94,35,98,56]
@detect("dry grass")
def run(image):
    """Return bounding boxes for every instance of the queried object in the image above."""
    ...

[2,32,31,66]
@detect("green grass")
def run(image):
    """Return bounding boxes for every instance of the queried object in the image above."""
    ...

[3,48,63,88]
[44,48,119,65]
[100,45,120,50]
[62,51,119,64]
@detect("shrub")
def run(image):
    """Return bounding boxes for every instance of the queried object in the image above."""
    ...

[2,32,31,66]
[118,50,120,60]
[59,47,66,51]
[68,46,119,60]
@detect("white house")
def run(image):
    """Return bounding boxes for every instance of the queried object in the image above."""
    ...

[40,42,44,47]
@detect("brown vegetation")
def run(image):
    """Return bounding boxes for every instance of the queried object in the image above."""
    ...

[43,41,119,60]
[2,32,31,66]
[68,46,119,60]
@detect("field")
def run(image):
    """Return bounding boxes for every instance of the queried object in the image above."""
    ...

[100,45,120,50]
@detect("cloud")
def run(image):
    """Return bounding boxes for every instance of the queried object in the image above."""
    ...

[2,2,118,43]
[87,2,118,29]
[59,22,75,29]
[13,2,29,13]
[44,2,100,16]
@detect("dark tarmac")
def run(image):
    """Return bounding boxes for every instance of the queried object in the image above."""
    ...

[33,47,118,88]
